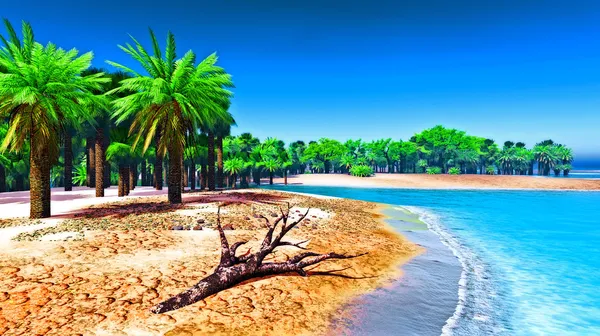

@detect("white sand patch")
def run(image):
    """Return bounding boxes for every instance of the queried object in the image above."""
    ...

[0,218,61,247]
[289,206,332,220]
[174,203,225,217]
[39,231,80,242]
[271,189,340,200]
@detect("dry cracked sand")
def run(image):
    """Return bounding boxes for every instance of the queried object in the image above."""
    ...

[0,190,421,335]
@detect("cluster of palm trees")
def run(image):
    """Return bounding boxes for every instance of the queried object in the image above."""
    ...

[273,126,574,177]
[0,20,234,218]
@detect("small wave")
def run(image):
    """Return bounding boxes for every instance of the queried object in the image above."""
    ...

[403,206,510,335]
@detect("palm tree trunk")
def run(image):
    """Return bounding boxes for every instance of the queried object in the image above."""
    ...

[201,165,207,190]
[207,131,216,191]
[216,135,224,188]
[87,136,96,188]
[190,160,196,191]
[254,170,261,186]
[0,164,5,192]
[118,165,125,197]
[181,157,185,193]
[30,147,51,219]
[141,160,147,186]
[232,174,237,189]
[167,146,183,204]
[103,124,111,189]
[269,171,273,185]
[284,170,288,185]
[154,154,163,190]
[85,137,91,187]
[95,128,105,197]
[63,131,73,191]
[129,164,136,190]
[123,166,129,195]
[183,162,189,188]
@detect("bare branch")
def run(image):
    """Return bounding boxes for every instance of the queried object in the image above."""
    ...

[215,206,233,266]
[231,241,248,255]
[271,208,310,249]
[276,239,310,250]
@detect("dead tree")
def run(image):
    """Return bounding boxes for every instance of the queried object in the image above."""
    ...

[150,205,367,314]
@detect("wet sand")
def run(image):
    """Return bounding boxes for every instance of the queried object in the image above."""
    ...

[273,173,600,190]
[0,189,421,335]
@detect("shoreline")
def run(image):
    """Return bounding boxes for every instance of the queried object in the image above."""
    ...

[271,173,600,191]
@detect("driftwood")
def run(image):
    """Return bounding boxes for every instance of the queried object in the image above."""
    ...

[150,204,367,314]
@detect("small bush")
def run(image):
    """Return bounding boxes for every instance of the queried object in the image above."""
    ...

[304,170,312,174]
[426,166,442,175]
[486,166,496,175]
[350,164,373,177]
[448,167,461,175]
[416,159,428,173]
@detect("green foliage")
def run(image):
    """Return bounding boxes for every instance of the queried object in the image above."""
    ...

[0,20,108,162]
[486,166,496,175]
[107,29,234,156]
[426,166,442,174]
[224,157,244,176]
[448,167,461,175]
[349,164,373,177]
[73,161,87,186]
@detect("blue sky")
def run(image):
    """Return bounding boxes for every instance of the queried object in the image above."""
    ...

[3,0,600,159]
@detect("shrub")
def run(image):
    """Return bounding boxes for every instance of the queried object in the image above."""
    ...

[416,159,428,173]
[486,166,496,175]
[304,170,312,174]
[426,166,442,175]
[350,164,373,177]
[448,167,461,175]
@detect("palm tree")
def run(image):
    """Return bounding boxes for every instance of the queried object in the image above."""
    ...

[91,70,132,197]
[107,29,233,204]
[106,127,140,196]
[0,20,108,218]
[223,157,243,189]
[497,149,515,175]
[214,112,235,189]
[339,154,354,174]
[533,145,558,176]
[280,160,292,185]
[556,145,574,165]
[263,158,279,185]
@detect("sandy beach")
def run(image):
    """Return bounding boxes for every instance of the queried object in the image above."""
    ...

[0,188,421,335]
[273,173,600,190]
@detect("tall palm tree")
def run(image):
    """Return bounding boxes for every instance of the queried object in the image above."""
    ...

[90,70,132,197]
[214,112,235,189]
[263,158,279,185]
[0,20,108,218]
[107,29,233,204]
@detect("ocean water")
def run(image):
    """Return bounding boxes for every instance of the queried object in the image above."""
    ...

[264,186,600,335]
[555,170,600,179]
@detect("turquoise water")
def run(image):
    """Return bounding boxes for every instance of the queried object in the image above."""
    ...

[264,186,600,335]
